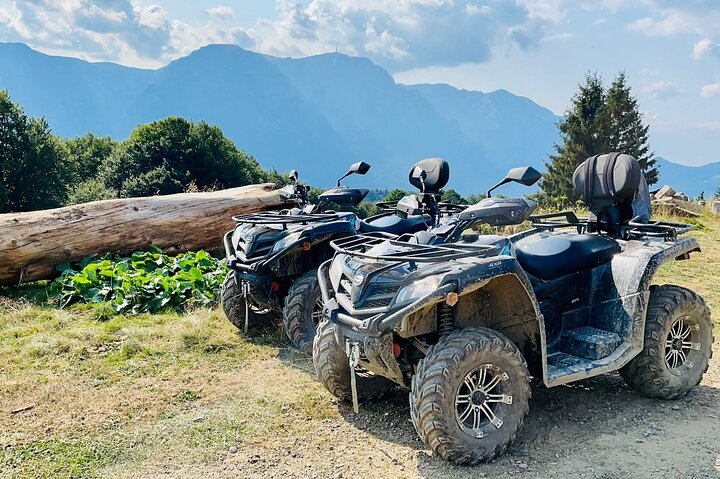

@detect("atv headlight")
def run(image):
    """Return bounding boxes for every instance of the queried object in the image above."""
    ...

[271,232,302,253]
[395,276,440,305]
[329,256,344,284]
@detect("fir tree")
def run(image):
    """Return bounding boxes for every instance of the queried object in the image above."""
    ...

[539,72,607,206]
[605,72,658,185]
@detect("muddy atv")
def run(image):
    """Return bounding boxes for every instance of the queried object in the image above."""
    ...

[314,153,714,464]
[222,158,457,354]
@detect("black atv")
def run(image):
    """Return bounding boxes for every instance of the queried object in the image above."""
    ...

[314,154,714,464]
[222,158,456,354]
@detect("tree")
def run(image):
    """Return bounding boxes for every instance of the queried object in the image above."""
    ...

[605,72,658,185]
[65,133,118,185]
[539,73,607,206]
[101,117,267,197]
[0,90,69,213]
[540,72,658,207]
[441,189,467,204]
[382,189,409,202]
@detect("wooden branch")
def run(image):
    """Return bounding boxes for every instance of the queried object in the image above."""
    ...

[0,183,289,286]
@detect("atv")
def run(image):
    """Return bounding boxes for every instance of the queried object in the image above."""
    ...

[222,158,457,354]
[314,153,714,464]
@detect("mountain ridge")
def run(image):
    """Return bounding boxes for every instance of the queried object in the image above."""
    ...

[0,42,713,195]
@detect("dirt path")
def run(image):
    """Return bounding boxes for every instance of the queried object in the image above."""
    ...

[121,341,720,479]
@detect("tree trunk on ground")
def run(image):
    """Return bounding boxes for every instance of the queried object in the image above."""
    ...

[0,183,289,286]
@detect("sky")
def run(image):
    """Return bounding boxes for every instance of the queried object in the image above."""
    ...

[0,1,719,166]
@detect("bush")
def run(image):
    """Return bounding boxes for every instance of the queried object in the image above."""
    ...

[67,179,117,205]
[50,247,228,314]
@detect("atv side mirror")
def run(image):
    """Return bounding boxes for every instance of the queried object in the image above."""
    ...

[289,169,299,184]
[336,161,371,186]
[487,166,542,197]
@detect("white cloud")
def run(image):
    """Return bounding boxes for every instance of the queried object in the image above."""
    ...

[205,5,234,21]
[236,0,547,70]
[628,3,720,37]
[700,80,720,97]
[643,80,679,99]
[693,38,713,59]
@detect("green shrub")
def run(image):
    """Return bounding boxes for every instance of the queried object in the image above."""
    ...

[50,247,228,314]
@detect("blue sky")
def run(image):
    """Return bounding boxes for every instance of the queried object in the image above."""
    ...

[0,1,719,166]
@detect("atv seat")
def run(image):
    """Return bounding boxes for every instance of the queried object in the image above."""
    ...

[514,234,620,281]
[358,214,429,235]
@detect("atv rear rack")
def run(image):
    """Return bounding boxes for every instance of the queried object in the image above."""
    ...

[330,234,494,266]
[232,212,341,230]
[529,212,694,241]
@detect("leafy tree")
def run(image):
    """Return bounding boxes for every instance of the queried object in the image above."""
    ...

[605,72,657,185]
[0,90,69,213]
[441,189,467,204]
[67,179,117,205]
[539,72,607,206]
[65,133,118,186]
[102,117,266,197]
[382,189,409,202]
[465,193,486,205]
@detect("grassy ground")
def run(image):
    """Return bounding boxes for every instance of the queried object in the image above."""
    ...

[0,214,718,478]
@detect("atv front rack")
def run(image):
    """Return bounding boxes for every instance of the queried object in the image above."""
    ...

[529,212,695,241]
[330,234,494,266]
[232,212,340,230]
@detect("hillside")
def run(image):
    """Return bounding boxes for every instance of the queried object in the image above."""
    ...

[655,157,720,198]
[0,42,715,195]
[0,42,558,193]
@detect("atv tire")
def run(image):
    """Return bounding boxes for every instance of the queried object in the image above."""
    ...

[410,327,531,465]
[620,284,713,399]
[283,271,324,354]
[313,319,394,402]
[221,271,276,332]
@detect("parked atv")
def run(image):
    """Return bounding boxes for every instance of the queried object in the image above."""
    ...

[314,153,714,465]
[222,159,454,354]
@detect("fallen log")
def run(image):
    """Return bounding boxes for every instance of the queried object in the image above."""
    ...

[0,183,289,286]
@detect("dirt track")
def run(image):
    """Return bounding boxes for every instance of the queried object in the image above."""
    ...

[125,341,720,479]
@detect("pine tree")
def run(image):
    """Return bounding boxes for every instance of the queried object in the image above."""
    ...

[605,72,658,185]
[539,72,607,206]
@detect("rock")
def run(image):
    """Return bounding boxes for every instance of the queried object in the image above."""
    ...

[673,192,689,202]
[229,446,238,454]
[192,416,205,423]
[655,185,676,199]
[518,462,528,469]
[708,201,720,216]
[249,455,261,464]
[672,405,680,411]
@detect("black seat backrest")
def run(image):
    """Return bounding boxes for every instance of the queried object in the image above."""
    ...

[572,153,641,236]
[408,158,449,195]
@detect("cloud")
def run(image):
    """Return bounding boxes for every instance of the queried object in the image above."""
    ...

[628,2,720,37]
[205,5,234,21]
[643,80,680,99]
[693,38,713,59]
[239,0,547,71]
[0,0,172,65]
[700,80,720,97]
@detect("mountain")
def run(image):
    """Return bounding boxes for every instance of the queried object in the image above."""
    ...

[654,157,720,198]
[0,42,562,193]
[0,42,714,196]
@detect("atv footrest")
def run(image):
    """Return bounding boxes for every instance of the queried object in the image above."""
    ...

[560,327,621,360]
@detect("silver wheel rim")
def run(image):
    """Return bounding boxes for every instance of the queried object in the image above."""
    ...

[455,364,512,439]
[665,315,701,371]
[311,297,324,325]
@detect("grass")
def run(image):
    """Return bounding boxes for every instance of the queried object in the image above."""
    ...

[0,304,336,478]
[0,213,718,477]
